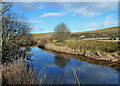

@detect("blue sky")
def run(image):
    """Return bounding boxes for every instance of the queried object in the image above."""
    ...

[11,2,118,33]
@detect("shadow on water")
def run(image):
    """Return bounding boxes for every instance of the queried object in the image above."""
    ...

[28,47,119,84]
[1,43,120,84]
[54,55,70,68]
[44,49,120,71]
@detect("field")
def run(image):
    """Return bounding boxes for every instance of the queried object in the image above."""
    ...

[34,26,119,62]
[31,26,118,42]
[32,33,55,41]
[73,26,118,35]
[53,40,118,53]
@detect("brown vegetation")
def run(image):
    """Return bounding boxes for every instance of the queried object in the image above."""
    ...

[44,49,120,70]
[74,26,118,35]
[37,40,119,64]
[2,61,36,85]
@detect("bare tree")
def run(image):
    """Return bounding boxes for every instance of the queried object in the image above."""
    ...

[54,23,71,42]
[1,2,32,64]
[0,2,13,16]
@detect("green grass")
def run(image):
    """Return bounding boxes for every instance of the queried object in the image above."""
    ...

[53,40,118,53]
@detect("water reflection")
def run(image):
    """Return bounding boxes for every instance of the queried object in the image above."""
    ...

[45,48,120,71]
[72,60,118,84]
[54,55,70,68]
[30,47,119,84]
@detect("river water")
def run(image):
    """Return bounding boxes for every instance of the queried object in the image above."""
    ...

[28,47,119,84]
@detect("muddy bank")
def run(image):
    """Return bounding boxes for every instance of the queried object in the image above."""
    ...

[37,43,120,70]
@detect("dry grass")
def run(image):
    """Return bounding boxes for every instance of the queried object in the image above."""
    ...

[38,70,47,84]
[53,40,118,53]
[74,26,118,35]
[71,65,80,85]
[2,61,36,85]
[45,43,77,54]
[44,40,119,62]
[0,65,2,86]
[37,66,47,84]
[32,33,55,41]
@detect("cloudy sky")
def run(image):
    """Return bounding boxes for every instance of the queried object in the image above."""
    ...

[11,2,118,33]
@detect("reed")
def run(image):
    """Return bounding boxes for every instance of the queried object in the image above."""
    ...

[71,64,80,86]
[2,61,36,85]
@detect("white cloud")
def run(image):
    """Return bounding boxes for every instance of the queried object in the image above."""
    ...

[84,14,117,30]
[38,5,46,9]
[74,7,101,17]
[27,20,42,23]
[101,14,117,27]
[40,12,66,17]
[17,2,46,12]
[71,14,76,16]
[15,2,117,17]
[87,22,98,29]
[4,0,120,2]
[30,26,44,33]
[14,20,42,23]
[50,2,117,17]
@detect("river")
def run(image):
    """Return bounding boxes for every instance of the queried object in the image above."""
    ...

[27,46,119,84]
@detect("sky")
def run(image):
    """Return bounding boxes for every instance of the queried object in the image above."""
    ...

[11,2,118,33]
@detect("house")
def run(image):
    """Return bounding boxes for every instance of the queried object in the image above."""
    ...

[82,37,110,40]
[80,35,85,37]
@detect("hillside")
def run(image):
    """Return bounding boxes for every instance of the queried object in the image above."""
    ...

[32,33,55,40]
[74,26,118,35]
[31,26,119,41]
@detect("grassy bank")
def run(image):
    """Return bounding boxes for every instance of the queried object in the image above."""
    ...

[41,40,119,62]
[53,40,118,53]
[44,49,120,70]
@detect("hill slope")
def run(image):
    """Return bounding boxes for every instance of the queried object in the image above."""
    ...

[31,26,118,40]
[74,26,118,35]
[32,33,55,40]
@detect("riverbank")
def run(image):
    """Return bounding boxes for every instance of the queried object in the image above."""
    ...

[2,61,36,85]
[44,49,119,70]
[38,40,119,64]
